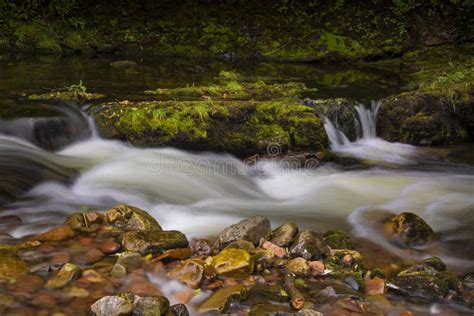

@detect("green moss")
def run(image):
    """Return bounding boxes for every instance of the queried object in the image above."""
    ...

[93,99,327,156]
[14,21,62,54]
[0,245,28,279]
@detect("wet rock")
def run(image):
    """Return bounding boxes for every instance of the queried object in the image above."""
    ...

[289,231,329,260]
[31,292,56,308]
[129,281,163,297]
[106,204,162,231]
[384,212,437,247]
[253,249,275,272]
[76,248,105,265]
[110,263,127,278]
[270,223,299,247]
[262,241,287,258]
[153,248,192,262]
[66,212,104,231]
[82,269,106,283]
[169,259,204,288]
[190,239,211,256]
[298,309,323,316]
[198,284,247,313]
[225,239,256,253]
[423,256,446,272]
[287,258,310,277]
[122,230,189,255]
[132,295,169,316]
[91,295,133,316]
[323,229,354,250]
[211,248,252,278]
[0,245,28,278]
[45,263,82,289]
[99,240,121,254]
[247,283,290,304]
[14,274,45,293]
[393,261,450,302]
[217,216,271,248]
[117,251,143,269]
[249,303,294,315]
[309,261,325,276]
[365,277,386,295]
[168,304,189,316]
[35,225,75,242]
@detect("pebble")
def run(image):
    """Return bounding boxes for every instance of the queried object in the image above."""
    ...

[309,261,325,276]
[14,274,45,293]
[262,241,287,258]
[98,240,120,254]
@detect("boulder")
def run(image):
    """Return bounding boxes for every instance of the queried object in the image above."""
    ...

[122,230,188,255]
[106,204,162,231]
[289,231,329,260]
[217,216,271,248]
[211,248,252,278]
[270,223,299,247]
[384,212,437,248]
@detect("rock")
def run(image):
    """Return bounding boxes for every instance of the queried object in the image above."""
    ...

[110,263,127,278]
[0,245,28,278]
[117,251,143,269]
[393,261,450,302]
[298,309,323,316]
[225,239,256,253]
[270,223,299,247]
[198,284,247,313]
[132,295,169,316]
[423,257,446,272]
[365,277,386,295]
[249,303,294,315]
[66,212,104,231]
[262,241,287,258]
[35,225,75,242]
[217,216,271,248]
[82,269,106,283]
[76,248,105,265]
[106,204,162,231]
[122,230,189,255]
[384,212,437,247]
[286,258,310,277]
[153,248,192,262]
[190,239,212,256]
[91,295,133,316]
[168,259,204,288]
[128,281,163,297]
[31,293,56,308]
[289,231,329,260]
[98,240,121,254]
[309,261,325,276]
[168,304,189,316]
[211,248,252,278]
[253,249,275,272]
[14,274,45,292]
[45,263,82,289]
[323,229,354,249]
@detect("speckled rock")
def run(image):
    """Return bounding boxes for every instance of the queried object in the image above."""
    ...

[91,295,133,316]
[270,223,299,247]
[290,231,329,260]
[106,204,162,231]
[384,212,437,248]
[217,216,271,248]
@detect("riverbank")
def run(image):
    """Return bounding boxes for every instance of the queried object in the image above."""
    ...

[0,205,472,315]
[0,1,472,61]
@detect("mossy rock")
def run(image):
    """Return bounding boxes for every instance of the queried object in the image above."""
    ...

[122,230,189,255]
[211,248,253,278]
[106,204,162,231]
[323,229,354,250]
[28,91,105,102]
[92,99,327,157]
[384,212,437,248]
[0,245,28,278]
[198,284,247,313]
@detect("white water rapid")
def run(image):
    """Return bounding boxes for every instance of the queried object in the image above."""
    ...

[1,102,473,271]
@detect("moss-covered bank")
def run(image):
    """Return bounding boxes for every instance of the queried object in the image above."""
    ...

[92,99,327,157]
[0,1,472,62]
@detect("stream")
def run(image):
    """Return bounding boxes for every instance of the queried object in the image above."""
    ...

[0,55,473,314]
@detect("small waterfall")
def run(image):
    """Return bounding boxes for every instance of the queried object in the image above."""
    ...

[323,100,380,148]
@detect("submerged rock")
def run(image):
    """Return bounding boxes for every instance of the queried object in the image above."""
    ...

[35,225,75,242]
[198,284,247,313]
[0,245,28,278]
[106,204,162,231]
[168,259,204,288]
[122,230,188,255]
[384,212,437,247]
[217,216,271,248]
[45,263,82,289]
[289,231,329,260]
[211,248,252,278]
[270,223,299,247]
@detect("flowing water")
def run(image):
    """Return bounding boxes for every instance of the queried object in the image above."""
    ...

[0,56,473,313]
